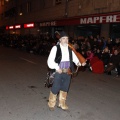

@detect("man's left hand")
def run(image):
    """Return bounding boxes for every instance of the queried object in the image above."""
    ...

[82,62,86,66]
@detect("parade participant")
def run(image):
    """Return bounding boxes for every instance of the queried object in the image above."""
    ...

[47,31,86,111]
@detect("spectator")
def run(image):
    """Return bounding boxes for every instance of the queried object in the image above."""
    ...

[105,48,120,76]
[101,47,110,66]
[94,48,102,59]
[86,49,94,62]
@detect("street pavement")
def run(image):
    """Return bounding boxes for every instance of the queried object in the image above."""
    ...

[0,46,120,120]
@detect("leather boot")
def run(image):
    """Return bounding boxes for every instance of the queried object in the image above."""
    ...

[48,91,57,111]
[58,91,68,110]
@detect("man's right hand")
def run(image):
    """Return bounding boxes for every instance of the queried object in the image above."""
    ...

[56,69,62,74]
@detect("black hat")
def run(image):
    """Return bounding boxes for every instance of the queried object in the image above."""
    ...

[60,31,68,38]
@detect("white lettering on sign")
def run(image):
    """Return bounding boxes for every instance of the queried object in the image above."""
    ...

[100,16,103,23]
[40,21,56,26]
[80,15,120,24]
[94,17,99,23]
[9,26,14,29]
[46,22,50,26]
[87,18,93,24]
[80,18,87,24]
[27,24,34,27]
[106,16,113,22]
[15,25,21,28]
[51,21,56,26]
[113,15,118,22]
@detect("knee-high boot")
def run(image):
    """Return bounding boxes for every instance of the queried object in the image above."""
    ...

[48,91,57,111]
[58,91,68,110]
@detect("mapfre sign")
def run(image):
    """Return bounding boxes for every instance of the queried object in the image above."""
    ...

[40,21,56,27]
[56,12,120,26]
[39,12,120,27]
[80,14,120,24]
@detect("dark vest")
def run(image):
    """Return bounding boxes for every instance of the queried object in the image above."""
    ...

[54,44,74,72]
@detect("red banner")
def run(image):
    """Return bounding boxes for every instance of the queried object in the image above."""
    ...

[24,23,34,28]
[40,12,120,26]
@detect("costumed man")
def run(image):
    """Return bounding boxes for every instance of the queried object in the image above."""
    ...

[47,31,86,111]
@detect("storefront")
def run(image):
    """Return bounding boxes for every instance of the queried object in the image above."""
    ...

[110,23,120,39]
[39,11,120,39]
[4,11,120,39]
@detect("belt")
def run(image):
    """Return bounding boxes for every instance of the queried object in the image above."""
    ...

[62,68,72,74]
[62,68,69,73]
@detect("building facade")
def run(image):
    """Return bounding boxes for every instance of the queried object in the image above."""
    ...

[0,0,120,39]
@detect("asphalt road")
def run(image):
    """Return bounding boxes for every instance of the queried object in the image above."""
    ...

[0,46,120,120]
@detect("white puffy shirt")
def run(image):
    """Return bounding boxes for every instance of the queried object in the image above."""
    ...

[47,43,80,70]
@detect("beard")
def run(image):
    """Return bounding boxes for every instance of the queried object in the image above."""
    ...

[62,43,68,47]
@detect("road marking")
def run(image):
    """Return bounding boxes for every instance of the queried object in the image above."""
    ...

[19,57,37,64]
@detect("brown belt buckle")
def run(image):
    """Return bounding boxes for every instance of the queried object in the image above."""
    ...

[62,68,68,73]
[62,68,72,75]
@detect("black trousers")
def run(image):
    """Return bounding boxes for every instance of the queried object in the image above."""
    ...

[51,72,71,94]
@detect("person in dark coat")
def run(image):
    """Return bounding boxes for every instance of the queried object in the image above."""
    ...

[105,48,120,76]
[101,47,110,66]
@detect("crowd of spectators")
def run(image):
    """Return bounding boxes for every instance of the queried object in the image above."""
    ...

[71,35,120,77]
[0,33,55,55]
[0,33,120,77]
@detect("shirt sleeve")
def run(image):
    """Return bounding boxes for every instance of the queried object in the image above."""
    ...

[72,51,81,66]
[47,46,60,70]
